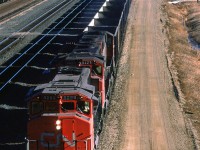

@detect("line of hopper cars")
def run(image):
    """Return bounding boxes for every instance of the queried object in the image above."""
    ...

[26,0,131,149]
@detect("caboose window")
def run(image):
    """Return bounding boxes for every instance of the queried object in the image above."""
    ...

[31,101,43,115]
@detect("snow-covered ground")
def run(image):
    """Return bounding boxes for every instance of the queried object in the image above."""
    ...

[169,0,197,4]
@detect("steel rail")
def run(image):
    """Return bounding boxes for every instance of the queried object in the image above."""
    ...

[0,0,74,54]
[0,0,70,44]
[0,0,84,76]
[0,0,96,92]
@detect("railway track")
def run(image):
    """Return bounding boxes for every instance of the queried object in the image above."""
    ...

[0,0,78,55]
[0,0,43,22]
[0,0,91,91]
[0,0,130,149]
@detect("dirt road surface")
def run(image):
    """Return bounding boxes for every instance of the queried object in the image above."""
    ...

[121,0,194,149]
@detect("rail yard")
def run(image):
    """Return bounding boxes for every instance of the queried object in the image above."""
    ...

[0,0,200,150]
[0,0,130,149]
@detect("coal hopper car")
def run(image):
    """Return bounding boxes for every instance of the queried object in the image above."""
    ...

[26,31,112,150]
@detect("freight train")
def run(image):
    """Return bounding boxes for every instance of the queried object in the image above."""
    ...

[26,31,113,149]
[26,0,131,149]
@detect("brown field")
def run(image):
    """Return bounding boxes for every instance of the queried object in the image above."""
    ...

[187,3,200,43]
[164,1,200,146]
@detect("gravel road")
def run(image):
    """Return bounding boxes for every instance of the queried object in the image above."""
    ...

[99,0,195,149]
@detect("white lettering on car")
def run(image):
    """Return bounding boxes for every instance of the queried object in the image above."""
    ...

[40,132,76,148]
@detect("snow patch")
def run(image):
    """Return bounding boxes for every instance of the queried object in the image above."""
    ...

[168,0,197,4]
[168,0,181,4]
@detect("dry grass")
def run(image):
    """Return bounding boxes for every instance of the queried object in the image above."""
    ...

[186,4,200,42]
[164,1,200,141]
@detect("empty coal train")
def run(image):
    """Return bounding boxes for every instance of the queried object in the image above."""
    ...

[26,0,131,149]
[26,31,114,150]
